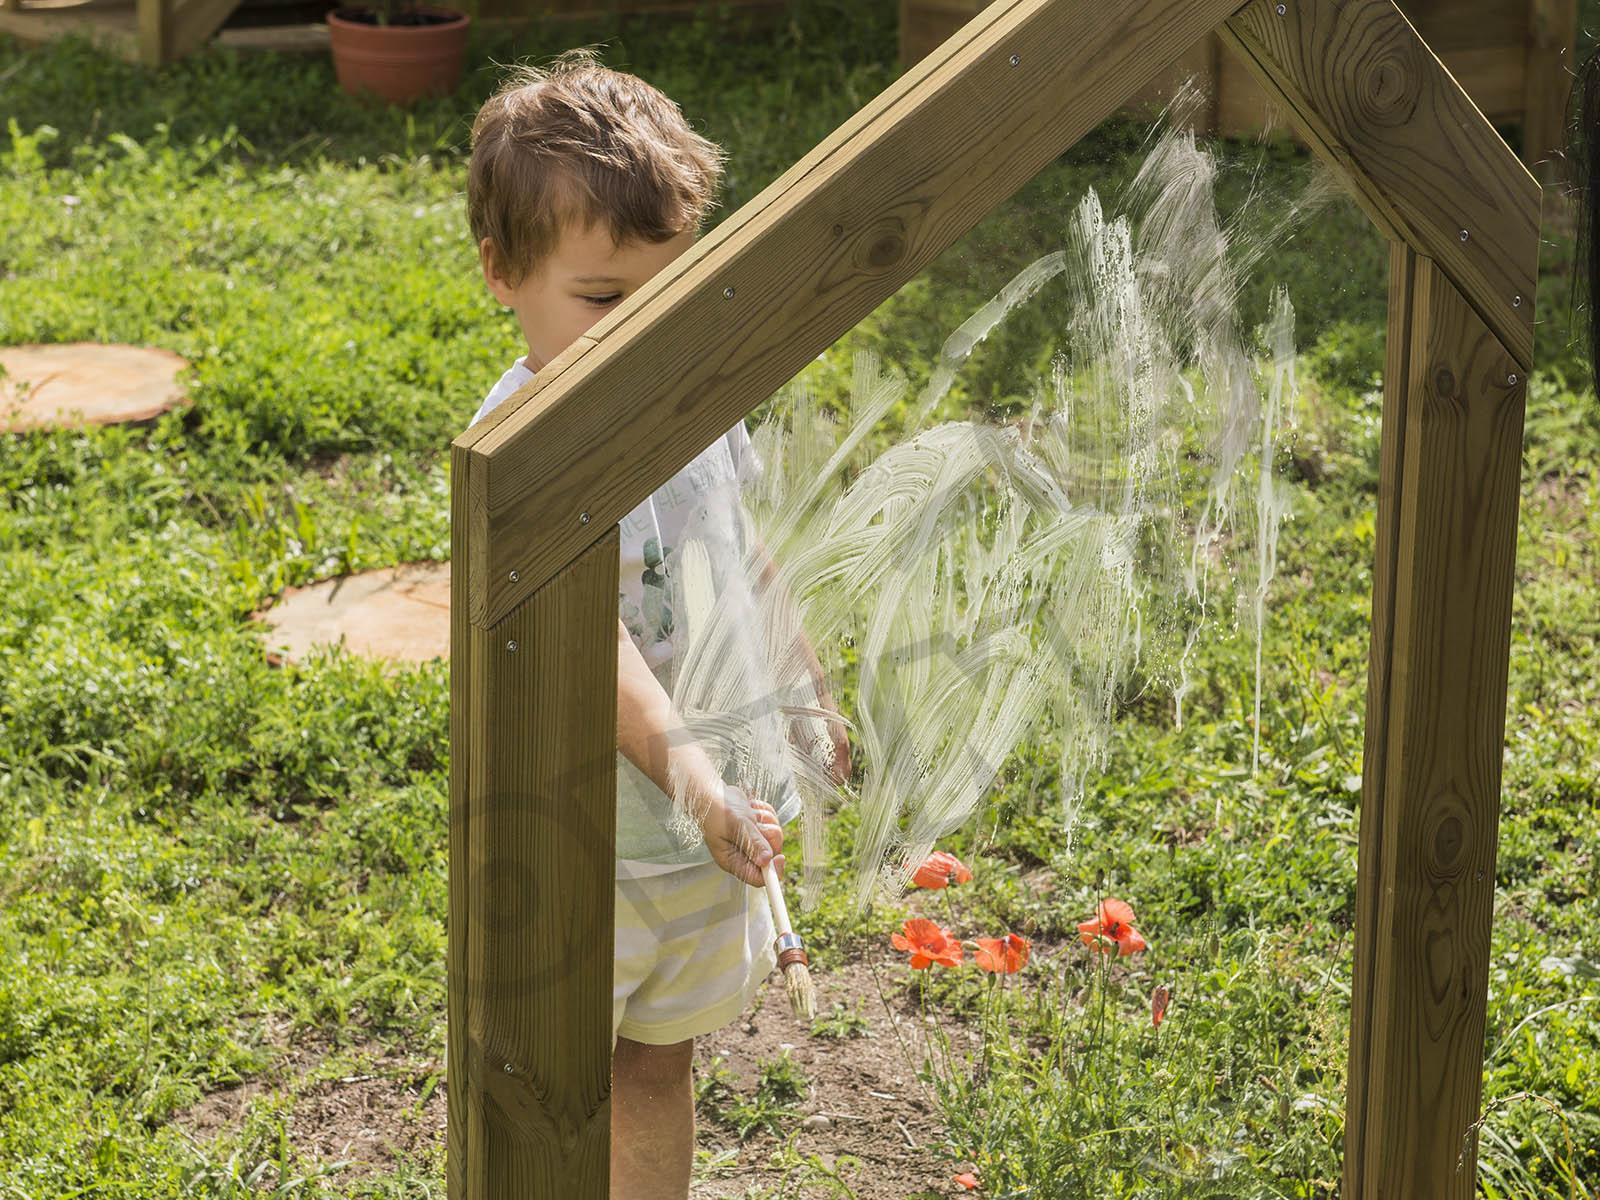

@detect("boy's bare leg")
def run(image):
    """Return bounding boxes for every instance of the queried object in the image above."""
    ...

[610,1035,696,1200]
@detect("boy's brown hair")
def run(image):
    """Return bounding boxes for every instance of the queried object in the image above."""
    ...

[468,48,726,285]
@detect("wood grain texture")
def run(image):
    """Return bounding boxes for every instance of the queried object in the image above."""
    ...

[1348,254,1525,1199]
[455,0,1245,621]
[461,336,599,626]
[1221,0,1539,369]
[449,517,620,1198]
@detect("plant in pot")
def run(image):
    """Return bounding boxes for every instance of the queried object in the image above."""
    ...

[327,0,472,106]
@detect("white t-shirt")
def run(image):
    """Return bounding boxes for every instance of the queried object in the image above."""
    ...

[472,356,801,877]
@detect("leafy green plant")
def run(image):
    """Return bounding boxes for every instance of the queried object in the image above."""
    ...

[696,1048,811,1143]
[808,999,870,1040]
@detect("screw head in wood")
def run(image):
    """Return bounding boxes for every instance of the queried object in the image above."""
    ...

[1275,3,1285,13]
[723,286,735,299]
[509,569,519,582]
[580,511,591,524]
[503,1062,515,1073]
[1513,294,1523,307]
[1009,53,1020,66]
[506,640,518,653]
[1507,373,1518,385]
[1458,228,1470,242]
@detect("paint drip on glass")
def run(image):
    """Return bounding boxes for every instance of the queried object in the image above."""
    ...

[660,96,1326,914]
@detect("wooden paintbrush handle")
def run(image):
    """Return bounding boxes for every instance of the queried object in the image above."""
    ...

[762,857,792,934]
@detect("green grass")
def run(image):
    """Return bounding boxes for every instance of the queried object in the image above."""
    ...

[2,2,1599,1196]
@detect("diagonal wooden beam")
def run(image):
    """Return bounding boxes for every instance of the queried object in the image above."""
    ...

[456,0,1248,625]
[1219,0,1539,370]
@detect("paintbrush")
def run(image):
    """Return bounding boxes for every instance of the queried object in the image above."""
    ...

[761,855,816,1024]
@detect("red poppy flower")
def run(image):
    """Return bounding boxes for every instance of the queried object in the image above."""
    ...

[911,850,972,890]
[889,917,964,968]
[974,932,1031,974]
[1151,983,1171,1027]
[953,1171,981,1191]
[1076,897,1149,956]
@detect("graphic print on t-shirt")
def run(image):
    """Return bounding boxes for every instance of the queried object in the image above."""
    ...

[639,535,674,651]
[471,359,800,869]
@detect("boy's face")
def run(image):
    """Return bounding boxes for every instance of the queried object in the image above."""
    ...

[480,219,696,372]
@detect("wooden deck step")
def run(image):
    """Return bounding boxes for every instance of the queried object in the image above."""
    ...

[0,0,140,61]
[0,0,254,64]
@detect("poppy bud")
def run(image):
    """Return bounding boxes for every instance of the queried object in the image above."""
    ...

[1151,984,1171,1027]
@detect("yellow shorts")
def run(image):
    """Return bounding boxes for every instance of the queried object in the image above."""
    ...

[612,859,778,1048]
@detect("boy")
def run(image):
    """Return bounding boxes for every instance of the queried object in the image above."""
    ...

[465,50,849,1200]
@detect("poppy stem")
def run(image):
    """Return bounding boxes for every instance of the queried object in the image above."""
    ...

[865,958,938,1110]
[979,973,992,1085]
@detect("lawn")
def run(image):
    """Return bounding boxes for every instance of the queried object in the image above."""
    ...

[1,2,1598,1197]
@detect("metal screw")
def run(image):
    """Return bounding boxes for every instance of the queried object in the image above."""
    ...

[1475,868,1485,881]
[1459,228,1470,242]
[723,286,735,300]
[1512,294,1523,307]
[503,1062,515,1074]
[506,640,518,653]
[1009,53,1020,66]
[580,511,591,525]
[1275,3,1286,13]
[1508,373,1519,385]
[509,569,519,582]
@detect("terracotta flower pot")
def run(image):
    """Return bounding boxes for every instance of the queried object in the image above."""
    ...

[327,6,470,106]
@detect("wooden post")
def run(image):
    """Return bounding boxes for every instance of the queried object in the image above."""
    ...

[1521,0,1578,180]
[450,437,619,1197]
[137,0,168,65]
[1347,247,1529,1197]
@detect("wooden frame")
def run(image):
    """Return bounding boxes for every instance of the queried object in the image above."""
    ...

[449,0,1540,1194]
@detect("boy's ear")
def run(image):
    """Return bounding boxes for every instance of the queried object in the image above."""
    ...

[479,238,518,307]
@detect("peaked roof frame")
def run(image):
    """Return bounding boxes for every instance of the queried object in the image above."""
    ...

[448,2,1542,1196]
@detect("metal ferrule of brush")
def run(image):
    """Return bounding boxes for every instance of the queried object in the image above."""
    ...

[774,931,808,970]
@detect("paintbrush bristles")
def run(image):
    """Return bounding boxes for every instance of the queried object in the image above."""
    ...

[784,961,816,1023]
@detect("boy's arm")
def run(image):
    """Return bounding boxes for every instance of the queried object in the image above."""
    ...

[616,619,783,886]
[748,537,852,785]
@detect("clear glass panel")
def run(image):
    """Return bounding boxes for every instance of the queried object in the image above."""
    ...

[663,83,1386,1196]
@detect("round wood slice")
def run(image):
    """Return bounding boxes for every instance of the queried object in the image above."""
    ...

[252,561,451,667]
[1,343,190,433]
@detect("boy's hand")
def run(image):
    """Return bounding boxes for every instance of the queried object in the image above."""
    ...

[700,783,785,888]
[792,633,851,785]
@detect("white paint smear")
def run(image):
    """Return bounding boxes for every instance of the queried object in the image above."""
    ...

[660,114,1326,915]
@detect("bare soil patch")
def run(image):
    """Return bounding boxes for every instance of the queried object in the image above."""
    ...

[170,1025,445,1182]
[690,947,979,1199]
[172,921,1041,1197]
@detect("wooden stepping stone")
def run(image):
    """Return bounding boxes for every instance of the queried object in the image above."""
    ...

[252,561,450,667]
[1,342,190,433]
